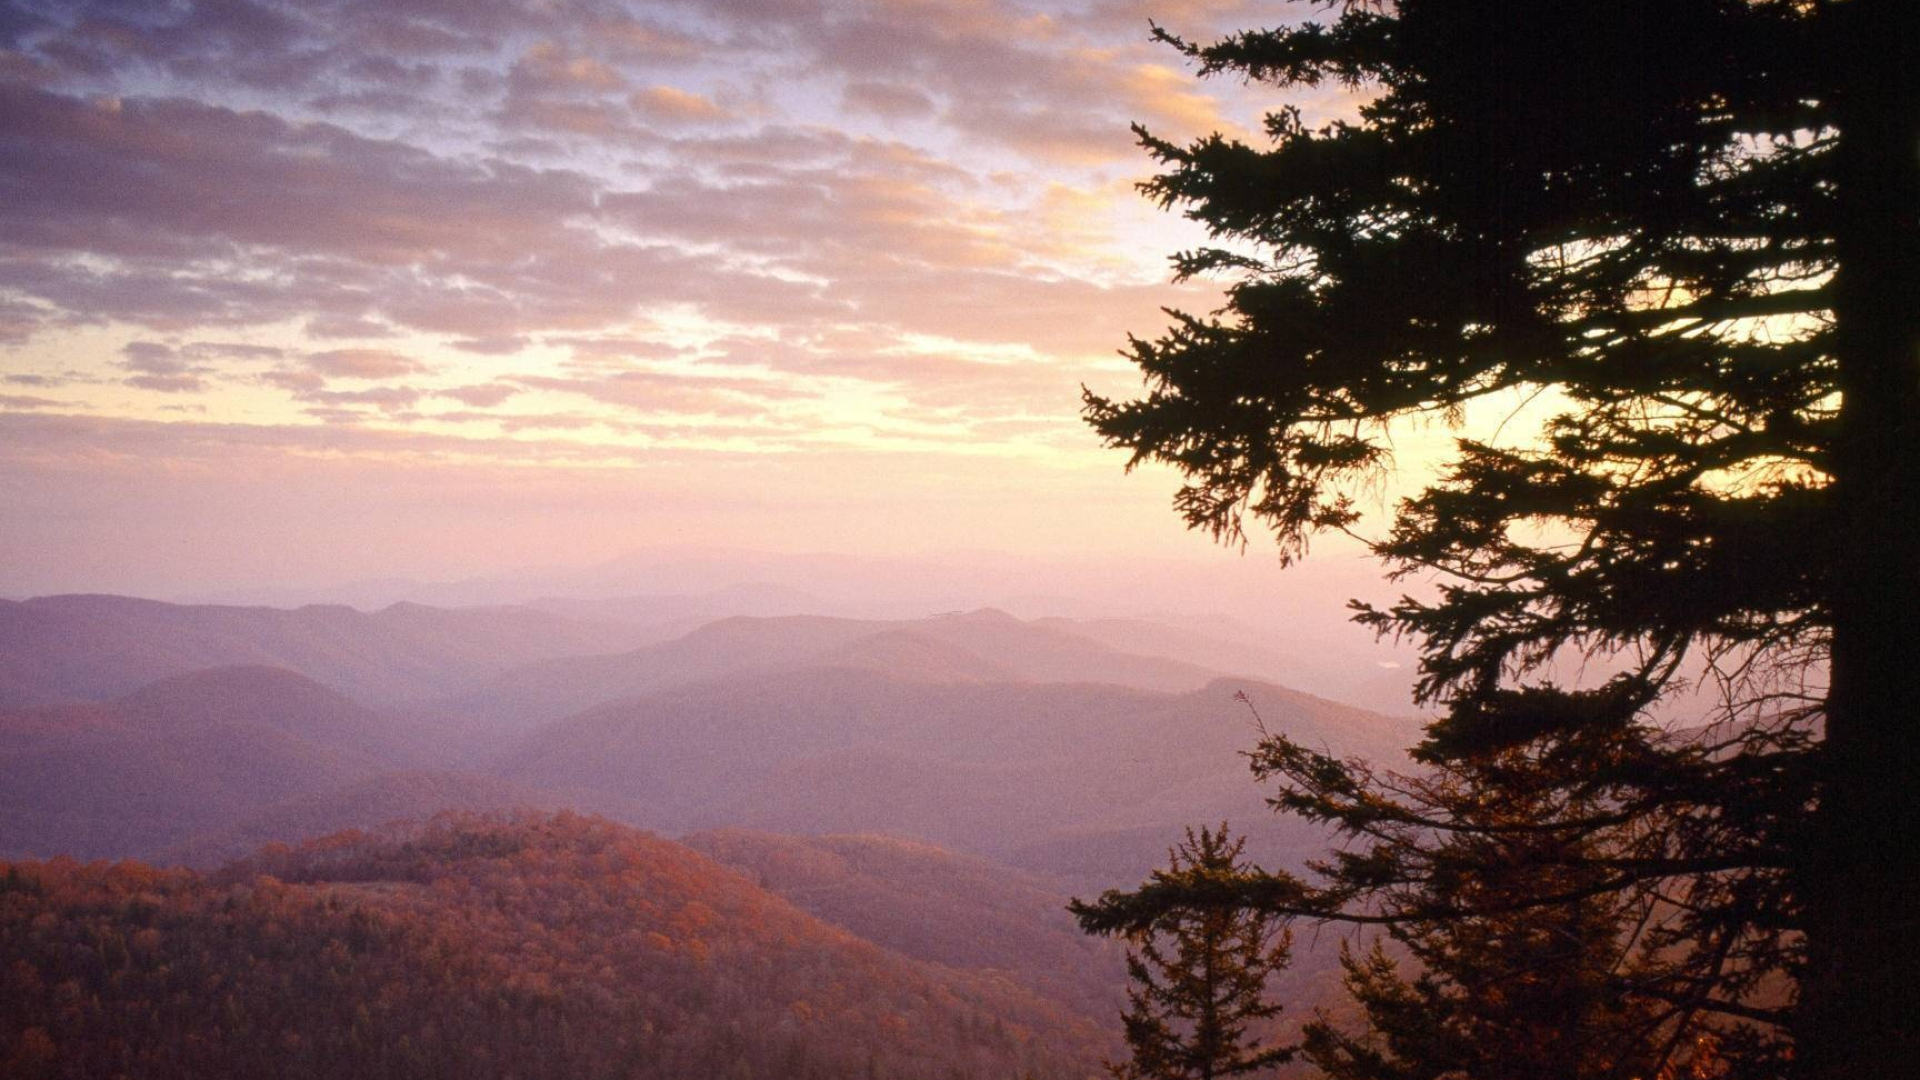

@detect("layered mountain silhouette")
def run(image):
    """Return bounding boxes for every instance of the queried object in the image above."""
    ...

[0,594,663,706]
[495,663,1409,886]
[0,589,1432,1080]
[0,594,1417,891]
[156,770,579,868]
[443,608,1226,734]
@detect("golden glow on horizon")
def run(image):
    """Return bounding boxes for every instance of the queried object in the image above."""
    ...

[0,0,1425,594]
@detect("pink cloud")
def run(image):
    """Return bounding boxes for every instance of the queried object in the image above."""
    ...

[514,369,809,418]
[0,0,1242,459]
[448,336,528,355]
[0,393,63,409]
[842,80,937,119]
[299,384,423,411]
[630,85,728,123]
[304,315,396,339]
[118,341,211,392]
[438,383,521,407]
[306,348,426,379]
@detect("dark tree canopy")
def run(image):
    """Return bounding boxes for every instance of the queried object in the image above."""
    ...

[1080,702,1772,1079]
[1269,728,1752,1080]
[1079,3,1918,1078]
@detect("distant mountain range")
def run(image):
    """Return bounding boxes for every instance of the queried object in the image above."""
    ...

[442,608,1227,733]
[0,591,1428,1078]
[684,828,1129,1021]
[498,663,1409,887]
[0,592,1419,890]
[0,594,664,706]
[170,544,1423,713]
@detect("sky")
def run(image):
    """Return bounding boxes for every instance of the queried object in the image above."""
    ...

[0,0,1431,602]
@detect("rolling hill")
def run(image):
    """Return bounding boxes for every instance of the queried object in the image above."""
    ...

[154,769,587,869]
[500,666,1417,888]
[686,828,1128,1019]
[0,595,1423,895]
[0,666,416,859]
[0,813,1110,1080]
[446,608,1224,733]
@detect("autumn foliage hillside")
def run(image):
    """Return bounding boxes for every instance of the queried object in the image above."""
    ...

[0,812,1107,1080]
[686,829,1128,1020]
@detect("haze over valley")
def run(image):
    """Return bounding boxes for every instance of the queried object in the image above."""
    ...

[0,575,1418,879]
[1,567,1417,1078]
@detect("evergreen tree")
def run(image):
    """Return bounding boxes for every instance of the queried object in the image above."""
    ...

[1267,733,1694,1080]
[1106,826,1293,1080]
[1077,3,1916,1076]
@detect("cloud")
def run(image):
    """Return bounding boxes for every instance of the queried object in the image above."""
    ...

[0,81,857,342]
[0,79,597,268]
[263,367,327,394]
[0,0,1232,359]
[655,0,1239,163]
[4,372,69,387]
[124,373,206,393]
[514,369,809,418]
[254,345,438,414]
[0,297,45,343]
[305,348,426,379]
[0,393,62,409]
[630,84,727,123]
[191,341,285,360]
[438,383,521,407]
[448,336,528,355]
[305,315,397,339]
[298,384,423,411]
[699,330,1091,415]
[841,80,937,119]
[0,0,1256,492]
[118,341,211,393]
[545,334,685,366]
[599,161,1013,271]
[512,41,624,94]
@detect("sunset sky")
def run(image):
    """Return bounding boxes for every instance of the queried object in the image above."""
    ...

[0,0,1443,599]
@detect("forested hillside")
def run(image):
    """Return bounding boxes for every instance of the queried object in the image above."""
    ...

[686,829,1128,1019]
[0,592,1419,1078]
[0,813,1108,1080]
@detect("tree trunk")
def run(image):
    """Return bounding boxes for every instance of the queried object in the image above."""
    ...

[1799,3,1920,1077]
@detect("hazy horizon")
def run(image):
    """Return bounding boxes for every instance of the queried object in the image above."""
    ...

[0,0,1479,625]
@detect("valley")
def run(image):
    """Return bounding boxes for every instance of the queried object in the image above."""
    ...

[0,590,1416,1078]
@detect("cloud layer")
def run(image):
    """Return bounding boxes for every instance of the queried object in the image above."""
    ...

[0,0,1327,590]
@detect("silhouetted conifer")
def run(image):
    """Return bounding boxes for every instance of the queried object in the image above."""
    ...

[1268,732,1686,1080]
[1078,3,1917,1075]
[1107,825,1293,1080]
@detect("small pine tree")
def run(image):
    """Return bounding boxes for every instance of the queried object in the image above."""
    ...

[1108,825,1293,1080]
